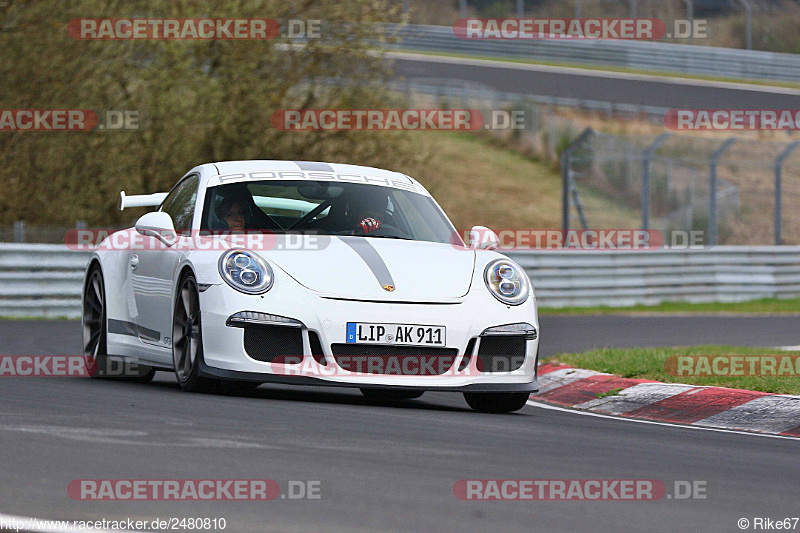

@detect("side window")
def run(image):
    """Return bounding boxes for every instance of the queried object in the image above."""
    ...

[161,175,199,233]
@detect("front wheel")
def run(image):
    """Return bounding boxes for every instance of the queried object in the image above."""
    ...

[172,273,216,392]
[463,392,530,413]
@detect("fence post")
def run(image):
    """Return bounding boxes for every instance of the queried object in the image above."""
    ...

[13,221,25,243]
[683,0,694,44]
[516,0,524,18]
[774,141,800,245]
[575,0,581,18]
[641,133,672,230]
[561,128,594,231]
[459,0,467,18]
[708,138,737,245]
[738,0,752,50]
[629,0,637,19]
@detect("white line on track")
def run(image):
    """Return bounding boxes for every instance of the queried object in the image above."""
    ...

[525,400,800,441]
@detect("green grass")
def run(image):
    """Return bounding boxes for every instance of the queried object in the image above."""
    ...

[539,297,800,316]
[555,345,800,395]
[410,131,641,231]
[393,48,800,90]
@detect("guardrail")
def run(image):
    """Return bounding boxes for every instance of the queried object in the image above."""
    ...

[390,24,800,82]
[3,244,800,318]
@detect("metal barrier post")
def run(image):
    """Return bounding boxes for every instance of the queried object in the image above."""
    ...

[708,138,737,245]
[641,133,672,230]
[561,128,594,231]
[516,0,524,18]
[739,0,752,50]
[575,0,581,18]
[459,0,467,19]
[683,0,694,44]
[774,141,800,244]
[561,151,571,231]
[13,221,25,243]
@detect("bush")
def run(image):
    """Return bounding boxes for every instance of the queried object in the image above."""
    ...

[0,0,428,225]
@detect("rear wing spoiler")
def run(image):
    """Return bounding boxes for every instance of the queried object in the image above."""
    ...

[119,191,168,210]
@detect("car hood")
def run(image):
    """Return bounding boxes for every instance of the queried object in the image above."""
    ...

[259,236,476,302]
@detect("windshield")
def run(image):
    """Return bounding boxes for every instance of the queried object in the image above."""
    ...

[200,180,458,244]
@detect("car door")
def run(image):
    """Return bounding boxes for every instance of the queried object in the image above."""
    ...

[131,174,198,348]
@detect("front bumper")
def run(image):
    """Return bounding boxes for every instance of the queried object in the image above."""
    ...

[199,280,540,392]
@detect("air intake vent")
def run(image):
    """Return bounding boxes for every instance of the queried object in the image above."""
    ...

[331,344,458,375]
[477,336,527,373]
[243,325,304,363]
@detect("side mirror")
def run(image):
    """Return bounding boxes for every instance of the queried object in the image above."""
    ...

[135,212,177,247]
[469,225,499,250]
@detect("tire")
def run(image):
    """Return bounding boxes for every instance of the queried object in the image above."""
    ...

[463,392,530,413]
[83,265,158,383]
[360,389,424,401]
[82,265,109,378]
[172,273,216,392]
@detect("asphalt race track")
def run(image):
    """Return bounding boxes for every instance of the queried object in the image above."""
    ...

[0,317,797,532]
[391,52,800,110]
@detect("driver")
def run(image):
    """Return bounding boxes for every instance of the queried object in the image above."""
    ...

[348,187,390,235]
[215,193,251,232]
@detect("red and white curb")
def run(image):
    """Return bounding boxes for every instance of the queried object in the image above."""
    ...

[532,363,800,437]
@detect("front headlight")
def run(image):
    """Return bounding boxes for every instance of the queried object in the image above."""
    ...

[218,250,274,294]
[484,259,529,305]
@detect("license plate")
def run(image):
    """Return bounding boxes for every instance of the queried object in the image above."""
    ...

[346,322,446,347]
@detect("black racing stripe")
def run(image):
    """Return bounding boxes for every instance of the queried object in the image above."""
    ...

[339,237,396,290]
[294,161,335,172]
[108,319,161,342]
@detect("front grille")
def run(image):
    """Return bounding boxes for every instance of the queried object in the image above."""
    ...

[330,344,458,375]
[243,325,304,363]
[477,336,527,372]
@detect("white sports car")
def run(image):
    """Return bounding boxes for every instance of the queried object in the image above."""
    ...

[82,161,539,413]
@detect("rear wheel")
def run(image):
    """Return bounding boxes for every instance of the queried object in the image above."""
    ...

[172,273,216,392]
[82,266,109,378]
[360,389,424,401]
[464,392,530,413]
[82,266,156,382]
